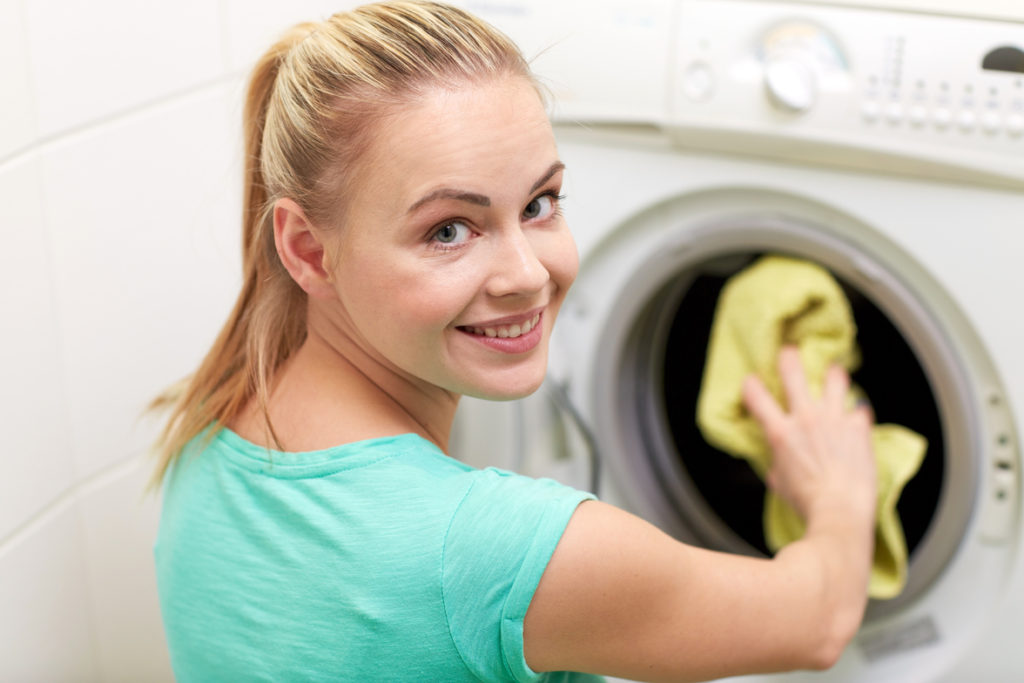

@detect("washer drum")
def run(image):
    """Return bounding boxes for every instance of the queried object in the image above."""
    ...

[550,188,1017,624]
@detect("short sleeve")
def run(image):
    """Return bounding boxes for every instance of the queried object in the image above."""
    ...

[442,468,595,682]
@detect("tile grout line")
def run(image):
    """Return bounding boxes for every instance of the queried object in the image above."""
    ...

[0,453,150,560]
[0,72,243,172]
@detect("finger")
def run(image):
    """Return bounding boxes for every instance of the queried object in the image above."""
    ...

[853,401,875,426]
[742,373,786,427]
[822,363,850,408]
[777,345,809,410]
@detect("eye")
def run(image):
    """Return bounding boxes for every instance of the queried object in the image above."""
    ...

[523,193,561,221]
[431,220,472,246]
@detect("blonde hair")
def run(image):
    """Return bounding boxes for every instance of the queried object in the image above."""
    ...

[149,1,534,485]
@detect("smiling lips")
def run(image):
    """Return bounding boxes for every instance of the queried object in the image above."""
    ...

[463,313,541,339]
[457,311,544,354]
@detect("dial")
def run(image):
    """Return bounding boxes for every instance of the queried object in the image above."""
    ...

[765,57,816,112]
[759,20,847,114]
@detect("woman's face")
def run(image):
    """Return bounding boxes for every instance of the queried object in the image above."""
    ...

[323,75,577,400]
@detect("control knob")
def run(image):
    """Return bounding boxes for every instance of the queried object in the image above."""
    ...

[765,56,817,112]
[759,21,847,115]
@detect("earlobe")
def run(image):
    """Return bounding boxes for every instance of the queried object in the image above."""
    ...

[273,198,335,298]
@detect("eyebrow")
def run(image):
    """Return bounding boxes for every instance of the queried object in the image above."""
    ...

[406,161,566,215]
[407,189,490,214]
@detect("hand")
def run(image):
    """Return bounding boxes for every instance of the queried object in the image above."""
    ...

[741,345,877,523]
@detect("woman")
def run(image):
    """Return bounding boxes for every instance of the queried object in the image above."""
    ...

[151,2,877,681]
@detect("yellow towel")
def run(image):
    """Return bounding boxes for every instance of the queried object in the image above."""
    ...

[696,255,927,599]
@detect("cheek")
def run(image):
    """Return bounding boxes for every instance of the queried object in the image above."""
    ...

[377,266,477,331]
[541,228,579,292]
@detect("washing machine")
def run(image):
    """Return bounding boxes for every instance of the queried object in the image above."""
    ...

[450,1,1024,680]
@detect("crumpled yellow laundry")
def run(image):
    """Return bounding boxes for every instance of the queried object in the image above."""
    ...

[695,254,927,599]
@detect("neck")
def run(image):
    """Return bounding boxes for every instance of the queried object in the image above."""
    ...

[306,323,459,451]
[236,311,459,454]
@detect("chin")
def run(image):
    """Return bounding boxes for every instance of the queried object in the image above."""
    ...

[464,370,547,402]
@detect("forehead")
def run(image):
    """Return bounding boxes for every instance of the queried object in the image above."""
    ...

[355,76,556,204]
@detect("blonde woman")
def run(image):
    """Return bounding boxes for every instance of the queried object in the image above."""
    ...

[151,2,877,681]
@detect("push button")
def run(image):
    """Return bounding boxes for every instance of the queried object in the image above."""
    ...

[1008,113,1024,138]
[958,110,977,132]
[885,102,904,124]
[682,61,714,102]
[861,100,881,122]
[982,112,1001,135]
[909,105,927,128]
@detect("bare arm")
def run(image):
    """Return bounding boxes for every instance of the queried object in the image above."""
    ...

[523,346,877,682]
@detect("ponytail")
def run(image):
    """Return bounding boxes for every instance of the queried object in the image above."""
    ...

[147,25,314,486]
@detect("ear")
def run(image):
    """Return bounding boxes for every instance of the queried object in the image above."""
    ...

[273,198,335,299]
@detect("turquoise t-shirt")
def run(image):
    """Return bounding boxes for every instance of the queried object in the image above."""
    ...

[155,428,603,682]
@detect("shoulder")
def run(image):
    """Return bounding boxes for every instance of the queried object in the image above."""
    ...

[448,467,595,534]
[441,468,595,681]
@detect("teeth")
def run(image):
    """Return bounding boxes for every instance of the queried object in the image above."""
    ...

[468,314,540,339]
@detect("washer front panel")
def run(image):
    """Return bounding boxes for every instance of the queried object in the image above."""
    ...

[546,131,1021,681]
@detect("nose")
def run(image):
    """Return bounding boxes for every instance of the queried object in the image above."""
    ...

[486,227,550,298]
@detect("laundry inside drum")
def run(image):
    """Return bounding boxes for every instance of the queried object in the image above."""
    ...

[656,253,945,561]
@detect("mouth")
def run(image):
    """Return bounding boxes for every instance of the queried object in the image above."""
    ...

[458,312,542,340]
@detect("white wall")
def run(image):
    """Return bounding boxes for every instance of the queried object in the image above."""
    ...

[0,1,355,680]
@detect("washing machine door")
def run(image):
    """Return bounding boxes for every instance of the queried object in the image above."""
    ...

[544,183,1019,681]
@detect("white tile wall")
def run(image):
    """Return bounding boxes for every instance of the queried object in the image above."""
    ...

[0,504,100,682]
[79,456,172,682]
[40,86,241,479]
[2,0,247,678]
[24,0,225,139]
[0,157,76,542]
[0,0,36,160]
[222,0,360,72]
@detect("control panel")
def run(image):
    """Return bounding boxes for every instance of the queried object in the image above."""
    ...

[671,0,1024,183]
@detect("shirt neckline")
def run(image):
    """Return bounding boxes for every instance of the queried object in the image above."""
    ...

[211,427,445,478]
